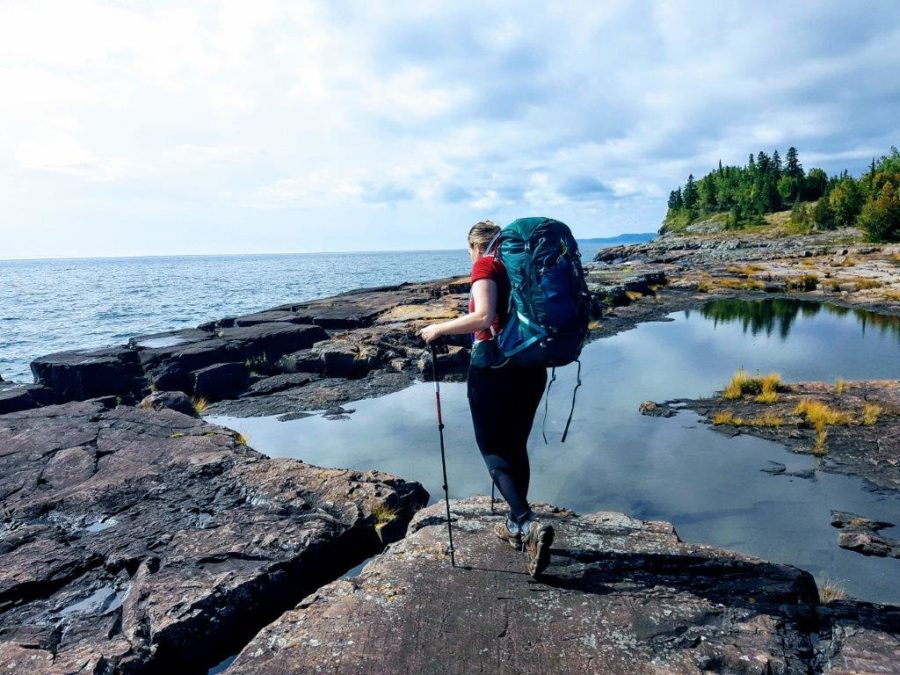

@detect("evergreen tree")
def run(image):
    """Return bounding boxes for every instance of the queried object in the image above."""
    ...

[757,151,771,175]
[682,174,699,212]
[771,150,782,178]
[785,146,803,180]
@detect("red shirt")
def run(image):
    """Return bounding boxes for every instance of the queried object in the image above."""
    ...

[469,255,510,342]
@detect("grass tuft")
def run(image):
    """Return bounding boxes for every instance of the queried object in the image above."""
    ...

[726,264,764,278]
[754,390,779,404]
[834,378,846,396]
[235,433,249,445]
[713,411,734,425]
[192,397,208,414]
[818,578,847,604]
[862,403,882,426]
[793,399,853,428]
[372,503,398,527]
[813,427,828,456]
[749,412,785,427]
[724,369,781,401]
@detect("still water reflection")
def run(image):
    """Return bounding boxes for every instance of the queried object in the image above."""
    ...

[209,300,900,604]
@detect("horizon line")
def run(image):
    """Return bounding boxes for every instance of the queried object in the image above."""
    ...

[0,232,656,263]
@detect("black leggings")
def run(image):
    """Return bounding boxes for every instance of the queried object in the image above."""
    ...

[467,363,547,524]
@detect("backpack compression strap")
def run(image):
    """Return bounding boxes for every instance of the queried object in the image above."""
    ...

[560,360,582,443]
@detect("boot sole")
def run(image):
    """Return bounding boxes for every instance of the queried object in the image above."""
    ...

[527,524,554,577]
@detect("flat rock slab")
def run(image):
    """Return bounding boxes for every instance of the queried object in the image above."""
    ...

[674,380,900,491]
[0,401,428,673]
[231,497,891,674]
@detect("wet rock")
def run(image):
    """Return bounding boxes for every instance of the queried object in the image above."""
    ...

[638,400,676,417]
[192,361,250,401]
[0,401,428,674]
[232,496,870,674]
[830,510,895,533]
[831,510,899,558]
[137,390,196,416]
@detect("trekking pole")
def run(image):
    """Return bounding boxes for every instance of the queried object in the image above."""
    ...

[430,343,456,568]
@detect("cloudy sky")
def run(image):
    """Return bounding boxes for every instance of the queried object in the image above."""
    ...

[1,1,898,259]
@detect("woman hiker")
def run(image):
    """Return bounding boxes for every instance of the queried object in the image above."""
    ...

[419,219,554,578]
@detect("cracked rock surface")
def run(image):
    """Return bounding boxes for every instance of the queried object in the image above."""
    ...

[230,497,898,674]
[0,401,428,673]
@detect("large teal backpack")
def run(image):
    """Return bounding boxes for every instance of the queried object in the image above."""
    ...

[490,217,590,367]
[488,217,591,441]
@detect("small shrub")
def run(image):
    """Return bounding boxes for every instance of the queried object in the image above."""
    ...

[834,378,846,396]
[862,403,882,426]
[192,397,208,414]
[786,274,819,291]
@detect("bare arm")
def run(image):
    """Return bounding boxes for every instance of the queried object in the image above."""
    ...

[419,279,497,343]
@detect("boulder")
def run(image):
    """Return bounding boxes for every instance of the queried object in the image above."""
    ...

[137,390,196,417]
[275,348,325,374]
[234,497,878,674]
[30,346,143,401]
[0,402,428,674]
[191,362,250,401]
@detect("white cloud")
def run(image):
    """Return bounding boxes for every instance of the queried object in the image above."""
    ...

[0,0,898,257]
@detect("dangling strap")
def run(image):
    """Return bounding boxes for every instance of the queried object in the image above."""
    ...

[484,230,502,257]
[541,367,557,444]
[490,480,496,513]
[560,360,582,443]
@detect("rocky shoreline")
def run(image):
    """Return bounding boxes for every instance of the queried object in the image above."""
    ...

[1,227,898,672]
[0,399,427,673]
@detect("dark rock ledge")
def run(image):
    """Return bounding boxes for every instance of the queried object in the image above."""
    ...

[0,400,427,674]
[230,497,899,674]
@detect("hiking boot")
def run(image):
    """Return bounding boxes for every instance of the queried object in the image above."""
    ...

[521,519,554,578]
[493,518,522,550]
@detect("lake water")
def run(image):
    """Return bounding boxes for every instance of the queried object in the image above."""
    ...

[0,242,616,384]
[209,299,900,605]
